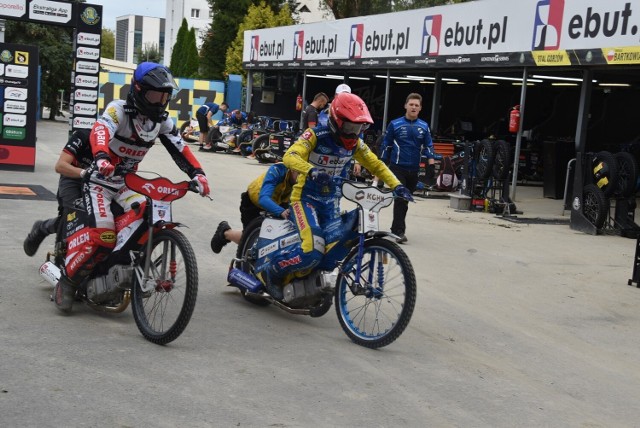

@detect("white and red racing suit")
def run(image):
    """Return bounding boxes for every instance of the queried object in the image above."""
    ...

[64,100,206,280]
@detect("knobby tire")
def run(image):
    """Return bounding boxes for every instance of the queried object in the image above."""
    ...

[335,238,417,349]
[132,229,198,345]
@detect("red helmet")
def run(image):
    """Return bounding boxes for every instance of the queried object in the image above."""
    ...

[328,93,373,150]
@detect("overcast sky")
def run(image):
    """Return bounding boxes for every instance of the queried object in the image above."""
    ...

[87,0,164,31]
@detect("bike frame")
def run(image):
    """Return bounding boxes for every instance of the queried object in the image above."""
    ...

[317,181,396,287]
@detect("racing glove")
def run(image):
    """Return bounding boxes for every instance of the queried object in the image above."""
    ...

[96,158,115,178]
[309,168,332,187]
[393,185,414,202]
[192,174,210,197]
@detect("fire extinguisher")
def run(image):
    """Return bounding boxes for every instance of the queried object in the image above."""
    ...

[509,105,520,134]
[295,94,303,112]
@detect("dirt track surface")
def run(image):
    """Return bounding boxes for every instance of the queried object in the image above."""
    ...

[1,120,639,427]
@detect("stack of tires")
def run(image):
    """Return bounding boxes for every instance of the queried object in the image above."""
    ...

[473,139,513,181]
[582,151,639,229]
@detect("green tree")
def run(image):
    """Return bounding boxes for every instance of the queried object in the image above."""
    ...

[323,0,471,19]
[5,21,73,120]
[184,28,200,77]
[169,18,189,76]
[101,28,115,59]
[202,0,295,80]
[225,1,293,81]
[135,43,162,63]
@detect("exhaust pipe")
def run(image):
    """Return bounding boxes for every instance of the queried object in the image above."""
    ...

[40,261,61,287]
[227,268,263,293]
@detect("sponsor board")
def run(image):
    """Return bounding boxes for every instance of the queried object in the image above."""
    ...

[602,47,640,65]
[73,102,97,116]
[75,89,97,102]
[77,32,101,46]
[75,74,99,88]
[532,49,571,65]
[5,64,28,78]
[29,0,72,24]
[73,116,96,129]
[76,61,99,74]
[5,87,27,100]
[77,46,100,60]
[0,0,26,18]
[3,127,25,140]
[3,113,26,127]
[4,100,27,114]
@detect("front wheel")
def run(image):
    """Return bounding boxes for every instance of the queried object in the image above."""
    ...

[335,238,417,349]
[132,229,198,345]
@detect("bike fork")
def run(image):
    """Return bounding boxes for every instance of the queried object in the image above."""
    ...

[134,226,156,293]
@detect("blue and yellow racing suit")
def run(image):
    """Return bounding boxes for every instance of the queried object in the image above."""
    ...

[262,126,401,281]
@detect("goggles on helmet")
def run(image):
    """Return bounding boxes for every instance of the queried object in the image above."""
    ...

[144,89,171,105]
[341,120,369,136]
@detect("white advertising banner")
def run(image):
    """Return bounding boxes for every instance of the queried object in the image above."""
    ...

[243,0,640,68]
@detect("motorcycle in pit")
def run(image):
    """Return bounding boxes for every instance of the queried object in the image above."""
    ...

[251,120,300,163]
[202,125,246,153]
[39,171,201,345]
[226,178,417,349]
[237,116,273,157]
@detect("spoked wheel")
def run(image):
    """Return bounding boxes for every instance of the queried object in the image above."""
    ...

[235,217,269,306]
[582,183,609,229]
[492,140,512,180]
[132,229,198,345]
[614,152,638,198]
[252,134,271,163]
[335,238,417,349]
[474,139,495,180]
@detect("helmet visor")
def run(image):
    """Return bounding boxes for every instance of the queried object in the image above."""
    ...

[341,120,369,136]
[145,90,171,105]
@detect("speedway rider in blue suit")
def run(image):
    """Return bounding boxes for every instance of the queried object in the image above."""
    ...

[260,93,413,288]
[380,93,435,244]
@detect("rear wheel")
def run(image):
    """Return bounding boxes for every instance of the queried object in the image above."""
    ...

[252,134,271,163]
[132,229,198,345]
[614,152,638,198]
[235,217,269,306]
[335,238,416,349]
[474,139,495,180]
[582,183,609,229]
[492,140,512,180]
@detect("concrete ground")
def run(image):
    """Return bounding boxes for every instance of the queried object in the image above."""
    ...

[1,120,639,427]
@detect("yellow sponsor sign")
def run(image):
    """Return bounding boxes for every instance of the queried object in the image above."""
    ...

[15,51,29,65]
[601,47,640,65]
[532,50,571,66]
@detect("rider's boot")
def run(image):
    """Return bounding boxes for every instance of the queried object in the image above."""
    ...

[54,275,76,314]
[210,221,231,254]
[23,218,57,256]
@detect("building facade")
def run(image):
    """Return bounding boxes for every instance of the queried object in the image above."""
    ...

[115,15,166,64]
[163,0,211,67]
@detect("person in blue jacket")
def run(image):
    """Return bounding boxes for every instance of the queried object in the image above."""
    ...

[196,101,228,147]
[380,93,435,244]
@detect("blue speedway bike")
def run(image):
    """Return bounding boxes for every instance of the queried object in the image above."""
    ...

[226,179,417,348]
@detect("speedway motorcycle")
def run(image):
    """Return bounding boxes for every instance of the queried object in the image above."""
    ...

[202,125,245,153]
[227,179,417,349]
[251,120,299,163]
[39,171,201,345]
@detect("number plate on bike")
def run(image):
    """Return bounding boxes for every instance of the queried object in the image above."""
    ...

[152,201,172,223]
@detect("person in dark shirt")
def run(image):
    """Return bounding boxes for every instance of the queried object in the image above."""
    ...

[196,101,228,147]
[301,92,329,130]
